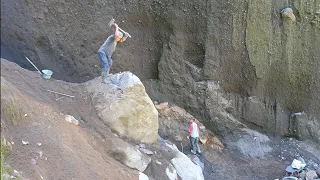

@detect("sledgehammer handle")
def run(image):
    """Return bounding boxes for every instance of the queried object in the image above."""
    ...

[118,27,131,38]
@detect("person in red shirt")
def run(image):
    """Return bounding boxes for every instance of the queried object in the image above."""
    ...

[188,119,201,155]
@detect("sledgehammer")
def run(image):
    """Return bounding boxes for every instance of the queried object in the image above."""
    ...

[108,18,132,38]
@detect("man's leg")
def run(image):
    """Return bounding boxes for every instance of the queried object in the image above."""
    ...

[191,137,196,154]
[190,137,193,152]
[195,137,201,154]
[106,56,113,75]
[98,52,110,79]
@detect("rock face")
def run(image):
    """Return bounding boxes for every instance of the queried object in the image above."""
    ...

[1,0,320,142]
[144,0,320,143]
[86,72,159,144]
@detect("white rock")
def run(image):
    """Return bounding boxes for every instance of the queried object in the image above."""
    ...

[165,143,204,180]
[139,148,154,155]
[155,160,162,165]
[38,151,43,158]
[65,115,79,125]
[111,146,151,172]
[166,163,178,180]
[22,140,29,145]
[139,144,146,148]
[139,172,149,180]
[171,152,204,180]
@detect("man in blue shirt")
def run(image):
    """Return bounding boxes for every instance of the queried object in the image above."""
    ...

[98,23,129,81]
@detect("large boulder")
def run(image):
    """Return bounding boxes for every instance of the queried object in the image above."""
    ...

[86,72,158,144]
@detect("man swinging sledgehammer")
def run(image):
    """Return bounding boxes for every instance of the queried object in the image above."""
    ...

[97,19,130,81]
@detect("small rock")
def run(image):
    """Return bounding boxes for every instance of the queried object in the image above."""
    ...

[174,135,183,142]
[22,140,29,145]
[306,170,318,179]
[39,151,43,158]
[140,148,154,155]
[155,160,162,165]
[139,144,146,149]
[65,115,79,125]
[155,102,169,110]
[11,142,14,145]
[24,114,28,117]
[37,142,42,146]
[31,159,37,165]
[13,170,19,176]
[199,137,207,144]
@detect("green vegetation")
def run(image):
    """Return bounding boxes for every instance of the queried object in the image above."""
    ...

[1,99,23,126]
[1,138,12,180]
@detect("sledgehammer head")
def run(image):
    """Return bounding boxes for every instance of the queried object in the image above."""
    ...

[108,18,115,27]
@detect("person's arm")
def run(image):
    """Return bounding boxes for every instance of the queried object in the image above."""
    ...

[113,23,120,38]
[118,32,129,43]
[188,123,193,135]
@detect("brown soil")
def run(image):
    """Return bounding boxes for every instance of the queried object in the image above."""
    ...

[1,59,138,180]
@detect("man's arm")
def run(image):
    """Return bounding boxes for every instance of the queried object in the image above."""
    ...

[113,23,129,43]
[113,23,120,38]
[118,32,129,43]
[188,123,193,134]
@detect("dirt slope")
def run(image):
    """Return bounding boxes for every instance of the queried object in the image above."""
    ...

[1,59,138,180]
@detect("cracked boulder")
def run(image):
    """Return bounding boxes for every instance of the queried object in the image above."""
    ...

[86,72,159,144]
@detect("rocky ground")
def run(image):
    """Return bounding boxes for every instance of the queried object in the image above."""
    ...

[1,59,319,180]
